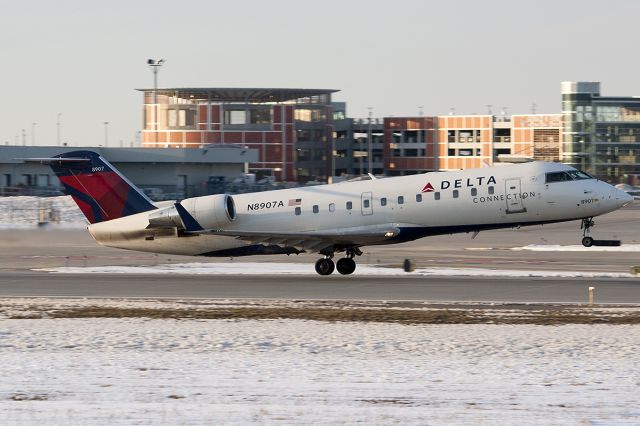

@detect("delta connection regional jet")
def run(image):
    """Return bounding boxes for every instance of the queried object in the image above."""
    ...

[29,150,632,275]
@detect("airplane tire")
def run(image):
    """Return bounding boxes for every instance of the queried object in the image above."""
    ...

[315,258,335,275]
[582,236,594,247]
[336,258,356,275]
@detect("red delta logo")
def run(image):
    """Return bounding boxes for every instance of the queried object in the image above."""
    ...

[421,182,435,193]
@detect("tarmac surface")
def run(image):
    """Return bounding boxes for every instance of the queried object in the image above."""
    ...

[0,203,638,303]
[0,272,638,303]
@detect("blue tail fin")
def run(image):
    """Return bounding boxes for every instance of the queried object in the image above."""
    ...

[47,151,156,224]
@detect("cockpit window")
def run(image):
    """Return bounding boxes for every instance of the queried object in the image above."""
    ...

[545,171,572,183]
[566,170,593,180]
[546,170,594,183]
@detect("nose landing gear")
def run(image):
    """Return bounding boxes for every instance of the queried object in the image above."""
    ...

[580,217,621,247]
[581,218,595,247]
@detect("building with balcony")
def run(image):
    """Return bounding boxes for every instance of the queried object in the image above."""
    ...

[139,87,337,183]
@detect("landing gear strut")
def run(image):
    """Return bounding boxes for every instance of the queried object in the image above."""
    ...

[315,248,362,275]
[581,218,594,247]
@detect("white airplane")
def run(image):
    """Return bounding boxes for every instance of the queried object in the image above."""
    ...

[34,150,632,275]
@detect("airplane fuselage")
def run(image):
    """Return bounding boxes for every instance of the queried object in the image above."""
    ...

[86,161,631,258]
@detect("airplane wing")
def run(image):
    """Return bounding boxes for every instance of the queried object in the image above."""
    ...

[150,200,409,253]
[197,224,404,253]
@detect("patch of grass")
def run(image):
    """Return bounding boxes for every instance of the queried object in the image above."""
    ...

[19,305,640,325]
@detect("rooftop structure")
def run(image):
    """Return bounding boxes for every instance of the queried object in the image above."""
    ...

[138,87,338,183]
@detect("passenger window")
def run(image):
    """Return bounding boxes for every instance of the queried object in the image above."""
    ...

[416,194,422,202]
[381,197,387,206]
[313,205,319,214]
[488,186,494,195]
[398,196,404,204]
[295,207,301,216]
[453,190,459,199]
[471,188,477,196]
[346,201,352,210]
[363,199,370,208]
[329,203,335,212]
[435,192,441,200]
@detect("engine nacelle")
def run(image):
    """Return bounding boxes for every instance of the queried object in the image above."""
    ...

[148,194,236,230]
[147,205,185,229]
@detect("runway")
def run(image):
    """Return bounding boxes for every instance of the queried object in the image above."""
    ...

[2,271,639,303]
[2,204,639,304]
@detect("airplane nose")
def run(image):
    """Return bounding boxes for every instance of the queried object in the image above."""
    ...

[615,188,633,208]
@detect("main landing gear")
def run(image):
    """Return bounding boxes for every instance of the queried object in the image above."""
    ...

[314,248,361,276]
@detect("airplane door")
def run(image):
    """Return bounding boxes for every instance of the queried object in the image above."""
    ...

[361,192,373,215]
[505,178,526,214]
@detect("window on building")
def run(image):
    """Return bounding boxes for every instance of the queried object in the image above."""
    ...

[398,196,404,204]
[434,192,441,200]
[168,109,177,127]
[295,207,301,216]
[329,203,335,212]
[249,108,271,124]
[167,108,196,127]
[224,110,247,125]
[471,188,477,196]
[313,205,319,214]
[416,194,422,202]
[381,197,387,206]
[488,186,494,195]
[453,190,459,198]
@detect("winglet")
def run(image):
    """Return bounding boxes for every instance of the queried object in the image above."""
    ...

[174,202,204,232]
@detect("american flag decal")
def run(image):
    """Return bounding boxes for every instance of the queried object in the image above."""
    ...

[288,198,302,206]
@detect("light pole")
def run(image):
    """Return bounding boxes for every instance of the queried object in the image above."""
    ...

[21,129,26,146]
[147,59,165,145]
[56,113,62,146]
[367,107,373,174]
[31,122,37,145]
[104,121,109,146]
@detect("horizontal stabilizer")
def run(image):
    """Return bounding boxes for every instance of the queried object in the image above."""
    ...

[15,157,91,164]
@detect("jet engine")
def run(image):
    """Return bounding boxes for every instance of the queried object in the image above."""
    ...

[147,194,236,230]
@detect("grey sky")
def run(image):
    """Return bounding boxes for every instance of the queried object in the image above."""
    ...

[2,0,639,147]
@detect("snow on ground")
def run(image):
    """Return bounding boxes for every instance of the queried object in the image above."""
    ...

[36,261,636,278]
[0,318,638,425]
[512,244,640,252]
[0,196,85,228]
